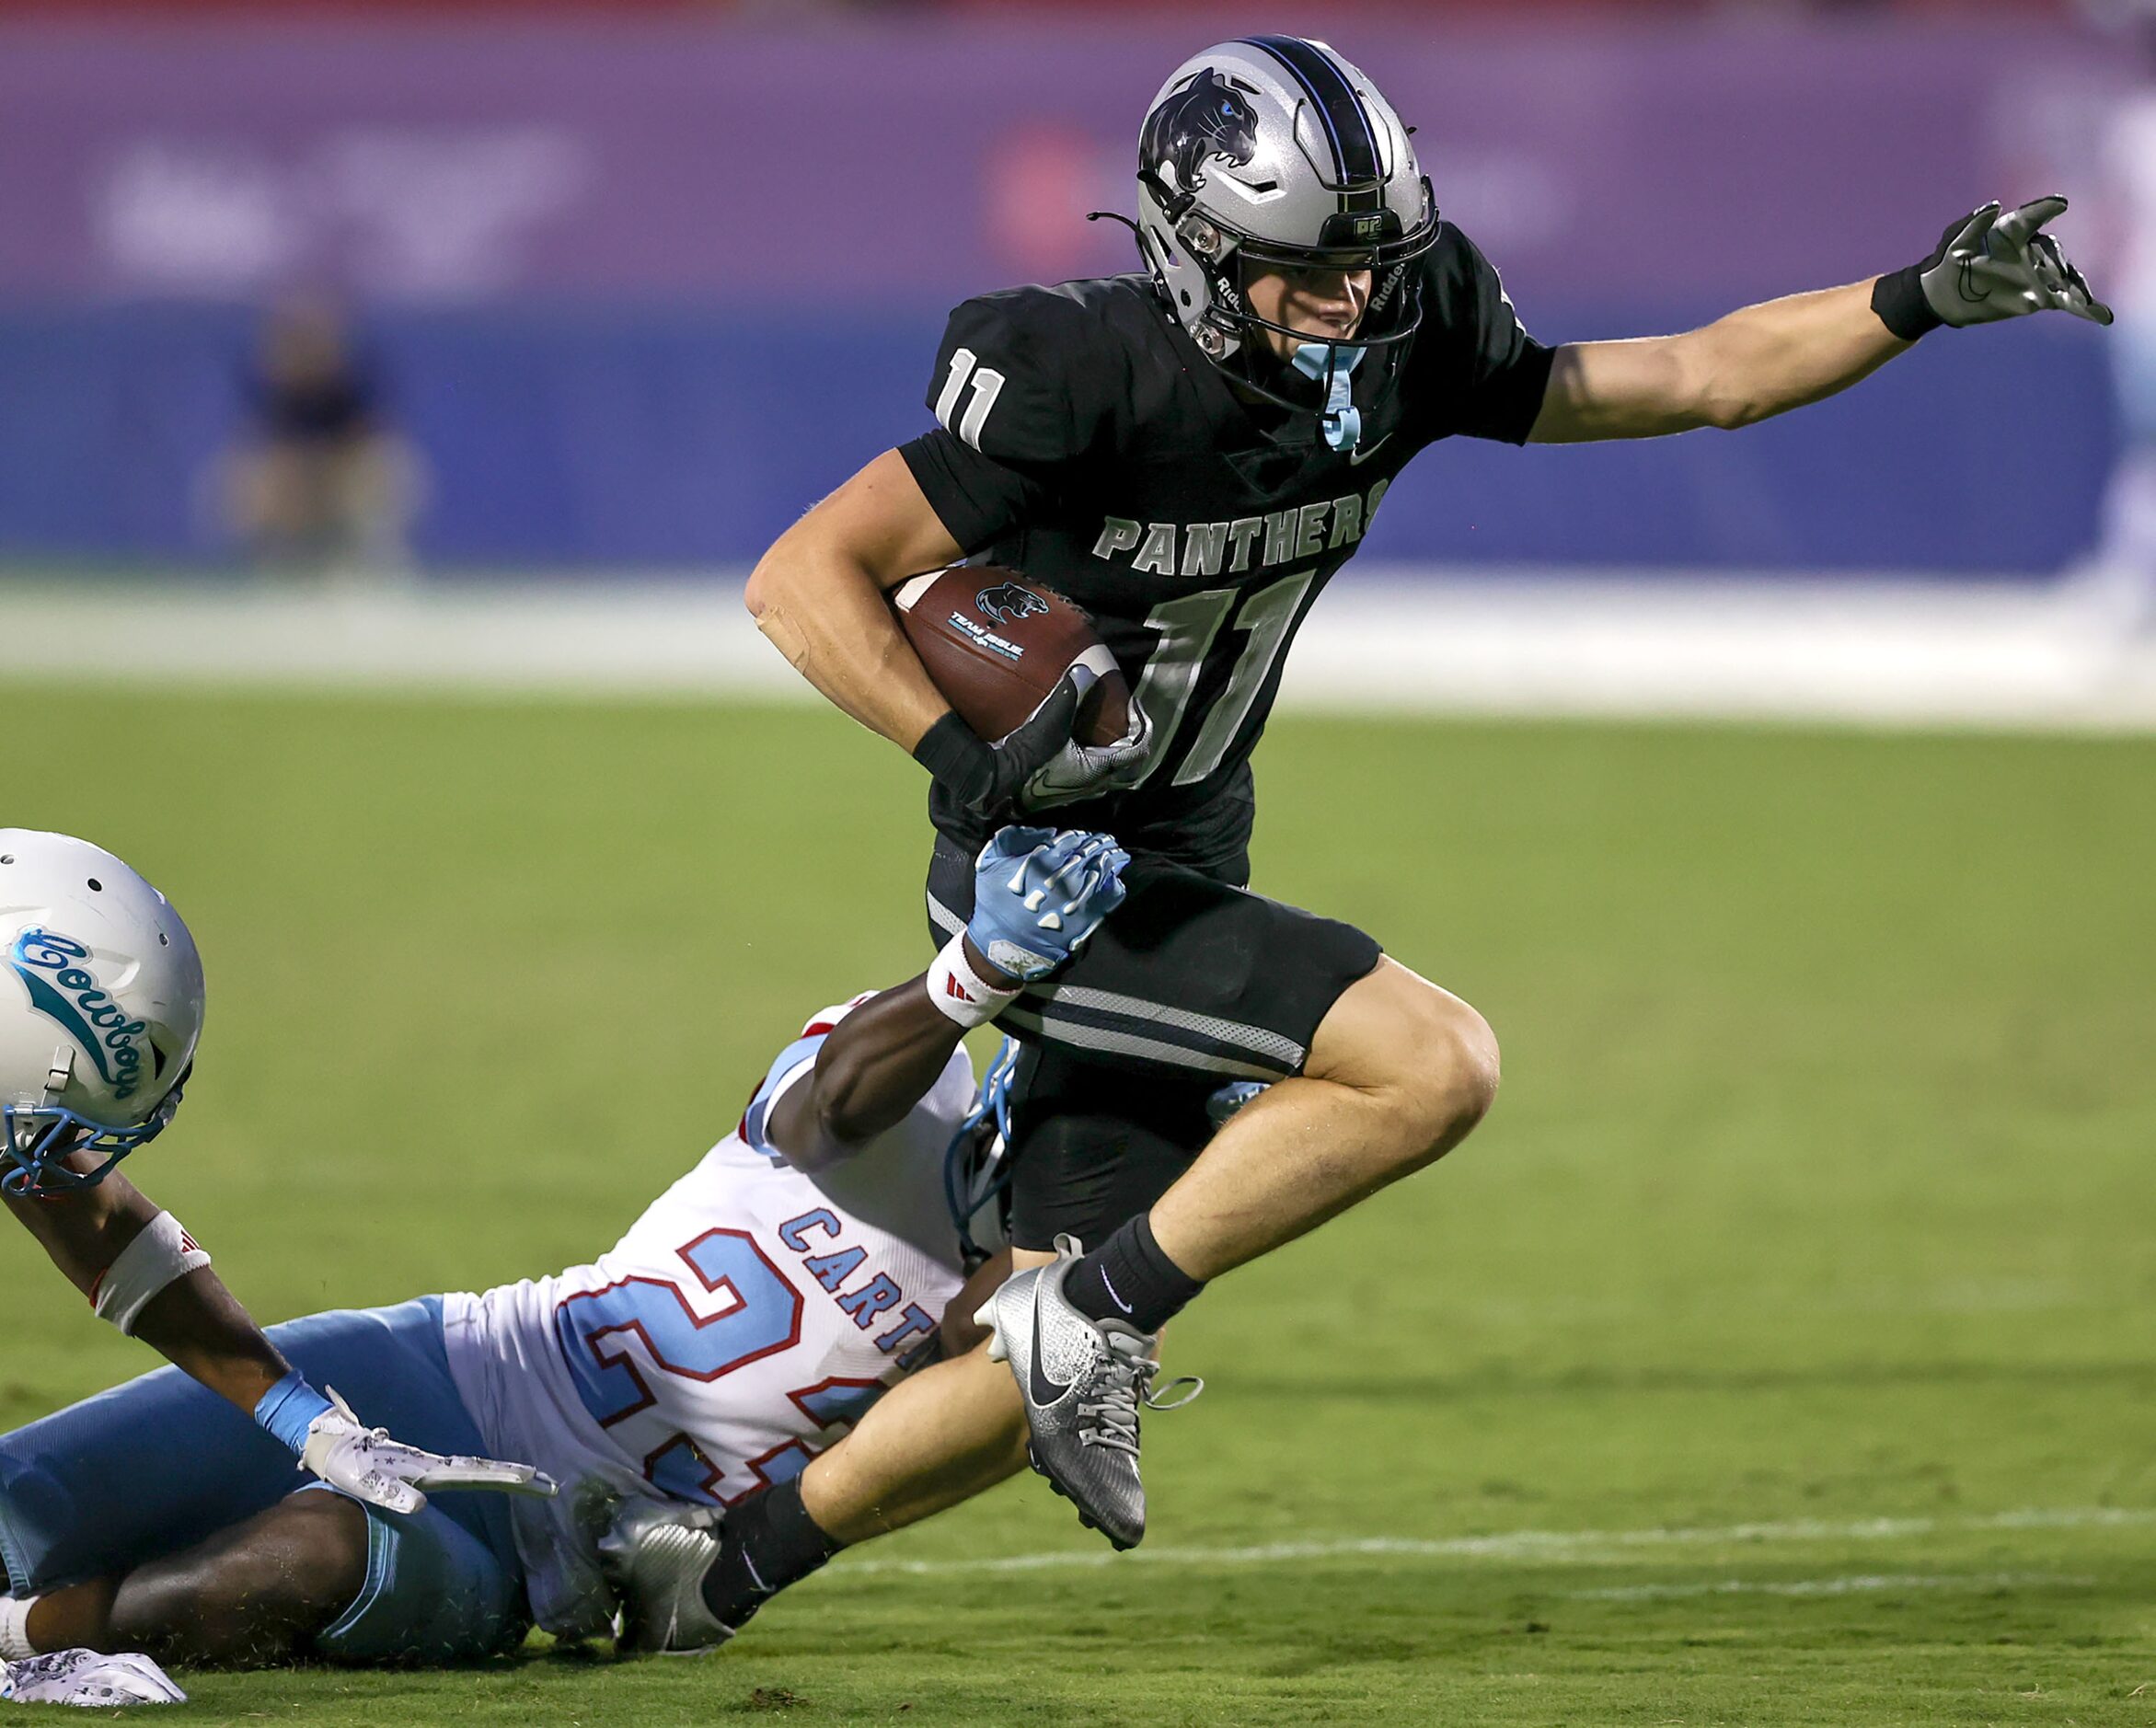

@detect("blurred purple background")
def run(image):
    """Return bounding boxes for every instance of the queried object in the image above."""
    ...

[0,11,2137,572]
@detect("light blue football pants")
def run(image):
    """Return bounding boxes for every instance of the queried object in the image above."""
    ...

[0,1297,528,1663]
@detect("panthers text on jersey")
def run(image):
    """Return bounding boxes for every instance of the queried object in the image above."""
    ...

[439,997,974,1637]
[900,225,1553,876]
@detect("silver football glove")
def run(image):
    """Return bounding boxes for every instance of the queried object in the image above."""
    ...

[1023,693,1154,810]
[1918,197,2113,328]
[301,1387,558,1516]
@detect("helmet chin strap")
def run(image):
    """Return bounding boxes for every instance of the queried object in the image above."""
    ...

[1288,341,1366,451]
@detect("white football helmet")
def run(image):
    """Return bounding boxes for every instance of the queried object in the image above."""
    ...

[1132,36,1440,418]
[0,832,205,1196]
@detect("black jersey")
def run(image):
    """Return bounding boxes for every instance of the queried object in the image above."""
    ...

[899,222,1552,869]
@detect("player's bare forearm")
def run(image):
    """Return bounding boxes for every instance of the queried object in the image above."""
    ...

[744,448,966,752]
[6,1163,292,1413]
[1531,280,1908,443]
[129,1269,293,1413]
[767,937,1018,1170]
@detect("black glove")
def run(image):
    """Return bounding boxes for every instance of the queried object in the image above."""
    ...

[911,667,1090,817]
[1874,196,2114,341]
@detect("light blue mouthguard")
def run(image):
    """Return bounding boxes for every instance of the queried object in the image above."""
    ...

[1289,341,1366,451]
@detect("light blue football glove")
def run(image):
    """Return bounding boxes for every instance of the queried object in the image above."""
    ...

[967,826,1131,982]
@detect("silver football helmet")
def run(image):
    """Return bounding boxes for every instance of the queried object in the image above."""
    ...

[0,832,205,1196]
[1132,36,1440,419]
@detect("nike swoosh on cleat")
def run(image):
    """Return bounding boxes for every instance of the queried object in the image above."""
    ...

[1027,1286,1074,1406]
[1347,432,1392,467]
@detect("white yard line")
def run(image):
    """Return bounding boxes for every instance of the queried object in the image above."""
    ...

[6,570,2156,732]
[1564,1571,2094,1603]
[836,1505,2156,1578]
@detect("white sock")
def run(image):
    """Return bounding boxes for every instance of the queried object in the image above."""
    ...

[0,1594,40,1660]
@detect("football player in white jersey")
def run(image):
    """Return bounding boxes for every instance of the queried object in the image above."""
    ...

[0,824,1126,1692]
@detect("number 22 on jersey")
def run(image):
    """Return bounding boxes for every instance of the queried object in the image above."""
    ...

[553,1228,801,1426]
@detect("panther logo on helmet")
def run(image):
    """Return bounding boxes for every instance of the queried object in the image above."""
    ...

[974,582,1051,626]
[1132,40,1441,415]
[1140,67,1259,198]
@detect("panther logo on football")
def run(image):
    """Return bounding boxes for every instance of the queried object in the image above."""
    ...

[974,582,1051,626]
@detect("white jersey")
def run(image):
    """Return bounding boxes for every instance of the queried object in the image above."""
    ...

[441,999,974,1636]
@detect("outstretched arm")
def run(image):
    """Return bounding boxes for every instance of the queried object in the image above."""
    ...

[764,944,1017,1167]
[765,828,1130,1173]
[1532,280,1905,442]
[5,1156,552,1514]
[6,1166,287,1414]
[1530,195,2111,444]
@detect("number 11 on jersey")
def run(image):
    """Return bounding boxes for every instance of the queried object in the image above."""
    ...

[1129,567,1317,789]
[935,348,1007,452]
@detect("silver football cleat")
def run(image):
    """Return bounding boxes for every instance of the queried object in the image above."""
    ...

[975,1234,1201,1551]
[596,1495,733,1655]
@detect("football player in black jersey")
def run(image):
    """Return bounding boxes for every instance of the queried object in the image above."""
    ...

[602,35,2112,1645]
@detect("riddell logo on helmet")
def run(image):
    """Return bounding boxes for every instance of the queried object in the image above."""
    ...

[9,929,149,1101]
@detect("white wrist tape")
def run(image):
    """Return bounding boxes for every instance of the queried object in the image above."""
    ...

[926,934,1022,1029]
[91,1211,211,1336]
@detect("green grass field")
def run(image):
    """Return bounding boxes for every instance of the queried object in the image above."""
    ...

[2,687,2151,1725]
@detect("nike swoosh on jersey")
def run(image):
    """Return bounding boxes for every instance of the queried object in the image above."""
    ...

[1028,1288,1074,1405]
[1347,433,1393,467]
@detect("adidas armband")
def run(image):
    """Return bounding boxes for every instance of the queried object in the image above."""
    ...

[926,934,1021,1029]
[89,1211,211,1336]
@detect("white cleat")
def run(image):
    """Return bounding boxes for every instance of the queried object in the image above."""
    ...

[0,1650,187,1706]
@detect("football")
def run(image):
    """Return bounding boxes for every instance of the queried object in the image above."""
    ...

[891,565,1130,746]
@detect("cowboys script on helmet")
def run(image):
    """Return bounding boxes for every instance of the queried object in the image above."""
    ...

[0,832,205,1196]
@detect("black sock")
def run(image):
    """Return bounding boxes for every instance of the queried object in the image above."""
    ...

[1063,1214,1205,1334]
[698,1477,842,1629]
